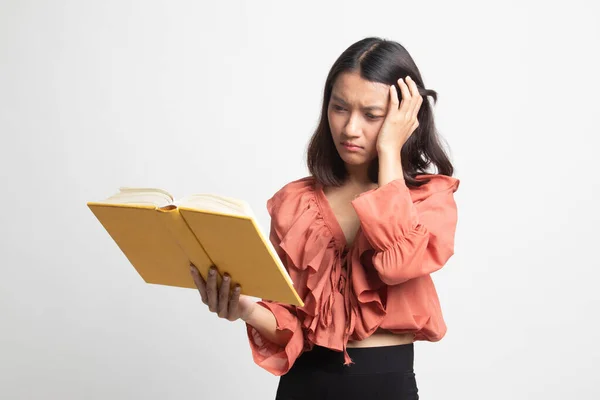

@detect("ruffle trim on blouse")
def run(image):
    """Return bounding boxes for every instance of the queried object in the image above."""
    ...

[267,177,388,365]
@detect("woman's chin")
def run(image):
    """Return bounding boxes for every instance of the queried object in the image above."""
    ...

[340,155,370,166]
[337,147,377,166]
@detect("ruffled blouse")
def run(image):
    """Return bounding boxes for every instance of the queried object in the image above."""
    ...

[245,174,460,376]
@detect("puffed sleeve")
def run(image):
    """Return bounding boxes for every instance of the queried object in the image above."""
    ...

[245,192,306,376]
[351,175,459,286]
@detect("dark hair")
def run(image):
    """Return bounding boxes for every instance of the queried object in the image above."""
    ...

[306,37,454,188]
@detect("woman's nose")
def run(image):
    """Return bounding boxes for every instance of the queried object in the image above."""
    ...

[343,113,361,137]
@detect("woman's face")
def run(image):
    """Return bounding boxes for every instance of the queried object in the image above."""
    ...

[327,71,390,167]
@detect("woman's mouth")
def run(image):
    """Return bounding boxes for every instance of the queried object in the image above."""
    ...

[342,142,362,151]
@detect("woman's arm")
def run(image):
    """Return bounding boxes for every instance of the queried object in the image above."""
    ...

[352,156,459,285]
[378,149,404,186]
[243,302,293,347]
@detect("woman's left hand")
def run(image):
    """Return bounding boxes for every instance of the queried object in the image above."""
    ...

[376,76,423,154]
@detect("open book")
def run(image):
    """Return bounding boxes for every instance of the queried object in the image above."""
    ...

[87,187,303,307]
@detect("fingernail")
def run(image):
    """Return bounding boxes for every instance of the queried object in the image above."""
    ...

[224,274,230,281]
[209,268,216,275]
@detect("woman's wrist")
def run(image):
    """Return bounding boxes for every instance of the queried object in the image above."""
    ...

[377,149,404,186]
[241,302,259,324]
[242,302,292,347]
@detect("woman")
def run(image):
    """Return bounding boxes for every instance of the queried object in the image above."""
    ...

[190,36,459,400]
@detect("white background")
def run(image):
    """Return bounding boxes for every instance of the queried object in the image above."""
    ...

[1,0,599,399]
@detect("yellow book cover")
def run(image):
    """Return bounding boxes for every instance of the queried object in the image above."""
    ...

[87,187,304,307]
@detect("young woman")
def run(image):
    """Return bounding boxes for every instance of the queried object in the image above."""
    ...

[190,36,459,400]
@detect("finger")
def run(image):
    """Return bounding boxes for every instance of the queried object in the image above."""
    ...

[388,85,400,112]
[228,285,242,321]
[405,76,419,97]
[190,264,208,304]
[405,76,423,120]
[397,77,412,113]
[207,266,218,312]
[217,273,231,318]
[412,95,423,123]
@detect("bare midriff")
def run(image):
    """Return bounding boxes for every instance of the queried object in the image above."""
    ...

[346,329,415,348]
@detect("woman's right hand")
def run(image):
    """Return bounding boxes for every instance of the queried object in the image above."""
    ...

[190,263,257,323]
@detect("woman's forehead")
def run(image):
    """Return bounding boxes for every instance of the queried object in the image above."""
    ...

[332,71,389,105]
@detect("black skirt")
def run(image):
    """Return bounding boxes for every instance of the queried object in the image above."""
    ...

[275,343,419,400]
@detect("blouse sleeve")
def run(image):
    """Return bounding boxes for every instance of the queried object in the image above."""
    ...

[244,193,306,376]
[351,176,459,286]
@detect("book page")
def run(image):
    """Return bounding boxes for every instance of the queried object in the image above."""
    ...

[175,194,252,217]
[100,187,174,208]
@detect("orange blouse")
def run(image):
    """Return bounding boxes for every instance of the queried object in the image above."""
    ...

[245,174,460,376]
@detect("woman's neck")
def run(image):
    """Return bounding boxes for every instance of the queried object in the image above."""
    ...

[344,166,373,188]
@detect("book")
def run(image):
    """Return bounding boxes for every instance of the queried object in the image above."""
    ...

[87,187,304,307]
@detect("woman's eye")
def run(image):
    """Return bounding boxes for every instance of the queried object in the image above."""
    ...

[331,105,379,119]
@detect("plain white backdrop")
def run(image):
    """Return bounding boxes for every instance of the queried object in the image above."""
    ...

[1,0,599,398]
